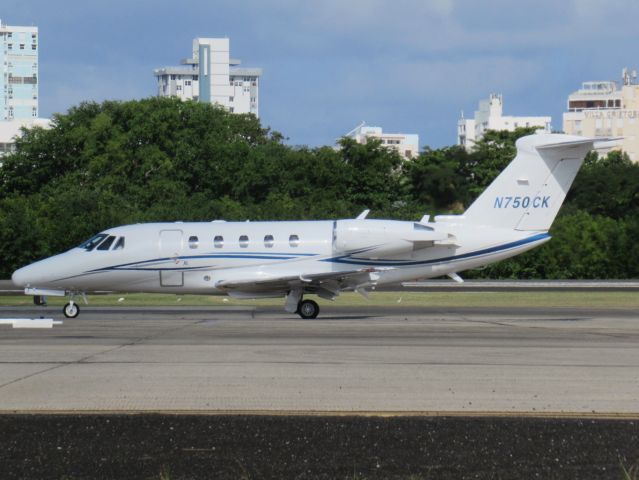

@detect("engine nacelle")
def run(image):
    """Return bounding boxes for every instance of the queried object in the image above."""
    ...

[334,219,450,259]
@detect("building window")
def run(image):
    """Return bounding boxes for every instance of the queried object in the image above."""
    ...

[185,80,191,86]
[176,85,182,91]
[289,235,300,248]
[239,235,249,248]
[171,75,176,80]
[32,44,36,50]
[188,236,199,249]
[7,43,12,50]
[19,44,24,50]
[264,235,274,248]
[229,107,234,113]
[229,96,234,102]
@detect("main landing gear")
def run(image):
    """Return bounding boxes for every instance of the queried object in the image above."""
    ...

[285,289,320,319]
[297,299,319,319]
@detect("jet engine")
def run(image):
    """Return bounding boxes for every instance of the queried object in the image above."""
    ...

[333,219,452,259]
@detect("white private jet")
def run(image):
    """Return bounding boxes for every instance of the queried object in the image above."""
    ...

[11,134,601,319]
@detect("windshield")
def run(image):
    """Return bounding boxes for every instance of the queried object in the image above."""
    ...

[78,233,108,252]
[97,235,116,251]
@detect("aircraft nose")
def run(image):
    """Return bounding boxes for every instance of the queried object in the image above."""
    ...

[12,265,31,287]
[11,263,42,287]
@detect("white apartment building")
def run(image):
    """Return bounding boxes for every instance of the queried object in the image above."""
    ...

[563,68,639,161]
[0,117,51,159]
[0,20,39,121]
[457,94,551,150]
[154,38,261,117]
[345,122,419,159]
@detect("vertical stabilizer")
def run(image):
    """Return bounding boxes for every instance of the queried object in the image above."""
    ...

[462,134,595,231]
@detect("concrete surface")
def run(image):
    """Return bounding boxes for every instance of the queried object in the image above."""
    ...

[0,305,638,414]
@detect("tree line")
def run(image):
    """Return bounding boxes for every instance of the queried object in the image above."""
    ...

[1,97,638,279]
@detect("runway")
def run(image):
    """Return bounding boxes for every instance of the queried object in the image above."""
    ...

[1,304,639,414]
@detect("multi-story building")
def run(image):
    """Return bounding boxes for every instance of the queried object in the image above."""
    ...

[563,68,639,161]
[154,38,261,117]
[457,94,551,150]
[0,20,38,121]
[345,122,419,159]
[0,117,50,159]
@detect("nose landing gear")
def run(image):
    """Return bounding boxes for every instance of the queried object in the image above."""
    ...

[63,292,87,318]
[63,301,80,318]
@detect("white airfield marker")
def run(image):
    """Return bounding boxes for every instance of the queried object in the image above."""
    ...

[0,318,63,329]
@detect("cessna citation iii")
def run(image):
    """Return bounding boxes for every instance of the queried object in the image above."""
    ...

[12,134,604,319]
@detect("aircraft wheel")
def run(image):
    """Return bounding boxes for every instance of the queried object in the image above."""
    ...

[298,299,319,319]
[63,302,80,318]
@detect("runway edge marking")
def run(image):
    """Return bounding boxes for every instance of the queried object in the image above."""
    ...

[2,410,639,420]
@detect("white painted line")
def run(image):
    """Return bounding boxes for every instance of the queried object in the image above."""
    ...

[0,318,62,329]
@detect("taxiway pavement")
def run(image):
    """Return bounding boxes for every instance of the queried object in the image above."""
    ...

[1,304,638,414]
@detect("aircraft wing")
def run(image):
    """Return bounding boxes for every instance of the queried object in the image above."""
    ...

[215,268,380,299]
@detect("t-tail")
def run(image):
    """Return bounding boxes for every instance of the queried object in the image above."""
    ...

[462,134,598,232]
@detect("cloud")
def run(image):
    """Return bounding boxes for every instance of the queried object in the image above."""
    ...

[5,0,639,147]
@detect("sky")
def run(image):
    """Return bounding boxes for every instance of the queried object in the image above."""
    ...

[3,0,639,149]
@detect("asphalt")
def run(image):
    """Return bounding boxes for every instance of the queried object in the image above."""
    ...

[2,304,639,479]
[1,304,638,414]
[2,414,638,479]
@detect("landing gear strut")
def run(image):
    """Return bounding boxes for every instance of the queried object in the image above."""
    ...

[297,299,319,319]
[63,301,80,318]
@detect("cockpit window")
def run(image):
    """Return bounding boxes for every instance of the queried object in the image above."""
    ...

[79,234,108,252]
[97,235,116,251]
[113,237,125,250]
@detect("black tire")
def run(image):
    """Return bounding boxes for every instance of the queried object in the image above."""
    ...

[298,299,319,319]
[63,302,80,318]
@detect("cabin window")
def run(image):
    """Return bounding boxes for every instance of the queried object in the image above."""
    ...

[289,234,300,247]
[188,235,199,249]
[79,234,108,252]
[97,235,116,251]
[264,235,274,248]
[239,235,249,248]
[214,235,224,248]
[113,237,125,250]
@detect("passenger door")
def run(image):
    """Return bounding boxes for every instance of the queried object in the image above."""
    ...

[158,229,183,287]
